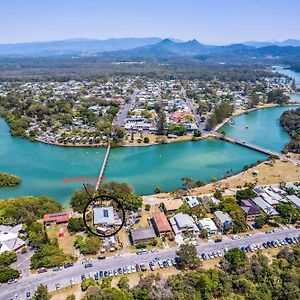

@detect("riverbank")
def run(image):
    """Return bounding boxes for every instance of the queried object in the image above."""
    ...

[144,157,300,201]
[214,103,300,132]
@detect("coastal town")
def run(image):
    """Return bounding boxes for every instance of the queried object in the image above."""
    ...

[0,61,300,299]
[0,178,300,299]
[1,1,300,297]
[0,67,297,148]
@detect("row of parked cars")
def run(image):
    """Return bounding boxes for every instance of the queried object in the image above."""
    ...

[196,236,299,261]
[81,257,180,282]
[241,236,299,252]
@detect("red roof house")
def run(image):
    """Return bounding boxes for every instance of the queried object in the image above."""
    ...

[152,212,172,234]
[43,212,69,225]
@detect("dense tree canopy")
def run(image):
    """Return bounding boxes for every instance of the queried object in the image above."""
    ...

[280,107,300,153]
[176,244,201,270]
[70,182,142,212]
[0,251,20,283]
[267,89,290,104]
[0,196,61,225]
[206,101,234,130]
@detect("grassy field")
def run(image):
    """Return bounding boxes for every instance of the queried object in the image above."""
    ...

[46,224,78,256]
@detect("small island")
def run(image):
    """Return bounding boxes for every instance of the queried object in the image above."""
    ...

[0,171,21,187]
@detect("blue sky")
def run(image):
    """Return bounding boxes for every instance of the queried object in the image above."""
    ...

[0,0,299,44]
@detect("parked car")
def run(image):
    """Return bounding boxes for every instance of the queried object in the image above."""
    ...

[201,253,207,260]
[163,260,169,268]
[98,256,106,260]
[149,261,155,271]
[37,267,47,274]
[81,275,86,281]
[84,263,93,268]
[64,263,74,269]
[131,265,136,273]
[135,264,141,272]
[26,292,31,300]
[158,261,164,268]
[140,263,147,271]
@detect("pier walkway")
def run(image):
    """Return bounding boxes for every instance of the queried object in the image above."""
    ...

[95,143,111,191]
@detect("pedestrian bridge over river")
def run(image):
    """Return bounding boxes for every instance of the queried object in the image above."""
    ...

[211,132,300,165]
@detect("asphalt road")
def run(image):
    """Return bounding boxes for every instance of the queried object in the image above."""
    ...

[1,228,299,300]
[181,88,209,134]
[114,90,138,127]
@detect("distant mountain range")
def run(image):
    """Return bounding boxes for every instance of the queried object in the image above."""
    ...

[106,39,300,60]
[242,39,300,48]
[0,37,164,57]
[0,37,300,60]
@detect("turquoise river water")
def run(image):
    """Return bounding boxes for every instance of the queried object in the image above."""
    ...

[0,105,297,205]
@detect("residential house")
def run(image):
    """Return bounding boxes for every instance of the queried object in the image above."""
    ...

[93,207,115,226]
[163,198,183,214]
[130,227,156,245]
[152,212,172,235]
[185,196,200,208]
[43,212,69,225]
[0,225,26,254]
[286,195,300,210]
[169,213,199,235]
[198,218,218,235]
[251,197,279,216]
[240,199,261,222]
[214,211,232,233]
